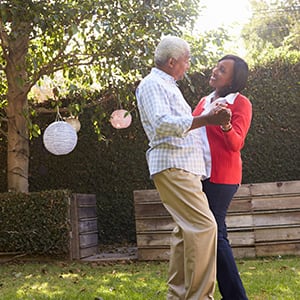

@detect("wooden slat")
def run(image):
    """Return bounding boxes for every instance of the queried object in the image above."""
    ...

[79,218,98,233]
[255,241,300,257]
[234,185,251,197]
[228,231,255,246]
[255,225,300,242]
[134,202,169,217]
[226,214,254,228]
[134,190,160,203]
[75,193,97,206]
[137,232,171,247]
[137,247,170,261]
[232,247,256,259]
[252,194,300,211]
[253,210,300,227]
[79,233,98,248]
[249,181,300,196]
[136,217,174,232]
[78,206,97,219]
[80,246,99,258]
[227,197,252,213]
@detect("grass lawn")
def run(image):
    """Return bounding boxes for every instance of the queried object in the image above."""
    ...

[0,255,299,299]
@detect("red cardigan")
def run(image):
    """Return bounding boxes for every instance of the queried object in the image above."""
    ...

[193,93,252,184]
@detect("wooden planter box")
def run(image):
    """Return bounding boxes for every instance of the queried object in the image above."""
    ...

[69,194,99,260]
[134,180,300,260]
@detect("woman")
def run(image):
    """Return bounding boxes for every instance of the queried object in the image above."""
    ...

[193,54,252,300]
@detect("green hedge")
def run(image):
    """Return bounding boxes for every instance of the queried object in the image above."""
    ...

[0,190,71,256]
[241,62,299,183]
[0,60,299,247]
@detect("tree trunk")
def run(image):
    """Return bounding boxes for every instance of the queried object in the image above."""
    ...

[5,22,31,193]
[6,92,29,193]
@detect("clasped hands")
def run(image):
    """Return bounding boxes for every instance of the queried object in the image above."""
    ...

[206,102,232,128]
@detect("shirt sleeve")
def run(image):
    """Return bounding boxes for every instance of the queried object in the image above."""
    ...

[192,97,206,116]
[137,78,193,138]
[223,96,252,151]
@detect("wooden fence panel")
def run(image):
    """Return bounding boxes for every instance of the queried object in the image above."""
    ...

[69,194,99,260]
[134,181,300,260]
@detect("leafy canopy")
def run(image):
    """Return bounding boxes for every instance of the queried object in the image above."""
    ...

[242,0,300,65]
[0,0,200,105]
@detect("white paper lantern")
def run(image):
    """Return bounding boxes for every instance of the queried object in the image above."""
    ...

[43,121,78,155]
[110,109,132,129]
[65,116,81,132]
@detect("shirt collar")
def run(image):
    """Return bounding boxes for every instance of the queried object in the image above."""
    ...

[207,91,239,104]
[151,67,177,84]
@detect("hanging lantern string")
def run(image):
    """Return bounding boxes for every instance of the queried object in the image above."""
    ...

[55,106,63,122]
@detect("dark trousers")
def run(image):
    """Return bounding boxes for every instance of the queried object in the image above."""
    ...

[202,179,248,300]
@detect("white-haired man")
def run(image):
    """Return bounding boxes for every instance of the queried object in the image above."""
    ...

[136,36,231,300]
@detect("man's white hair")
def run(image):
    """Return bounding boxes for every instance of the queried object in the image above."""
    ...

[154,36,190,67]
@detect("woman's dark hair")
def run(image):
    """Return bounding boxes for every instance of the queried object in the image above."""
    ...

[218,54,249,97]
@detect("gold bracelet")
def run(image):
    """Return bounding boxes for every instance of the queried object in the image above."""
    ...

[221,123,232,132]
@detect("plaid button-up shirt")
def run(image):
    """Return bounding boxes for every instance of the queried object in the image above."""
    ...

[136,68,205,178]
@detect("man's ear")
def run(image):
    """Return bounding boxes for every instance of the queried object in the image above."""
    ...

[168,57,176,68]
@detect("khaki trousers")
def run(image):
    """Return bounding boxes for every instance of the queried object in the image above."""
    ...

[153,168,217,300]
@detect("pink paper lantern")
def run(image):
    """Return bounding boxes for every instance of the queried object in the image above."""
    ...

[110,109,132,129]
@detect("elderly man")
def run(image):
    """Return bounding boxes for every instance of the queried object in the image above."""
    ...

[136,36,231,300]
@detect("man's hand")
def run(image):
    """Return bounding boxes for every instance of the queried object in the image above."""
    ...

[190,104,231,131]
[206,105,232,125]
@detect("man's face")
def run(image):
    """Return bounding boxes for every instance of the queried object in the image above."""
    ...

[170,51,190,81]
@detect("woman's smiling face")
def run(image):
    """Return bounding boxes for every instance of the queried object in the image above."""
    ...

[209,59,234,92]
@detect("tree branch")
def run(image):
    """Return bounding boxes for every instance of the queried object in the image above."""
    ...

[0,126,7,137]
[30,31,87,83]
[34,93,114,115]
[0,19,10,61]
[27,53,95,95]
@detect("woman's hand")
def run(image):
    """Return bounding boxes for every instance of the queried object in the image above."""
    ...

[220,122,233,132]
[206,104,232,125]
[190,104,232,130]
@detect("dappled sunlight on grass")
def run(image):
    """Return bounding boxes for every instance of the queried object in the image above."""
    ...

[93,264,167,299]
[0,257,299,299]
[16,281,64,299]
[28,283,64,298]
[0,261,168,299]
[236,257,300,300]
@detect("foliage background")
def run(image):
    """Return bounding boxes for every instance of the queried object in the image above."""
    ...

[0,60,299,246]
